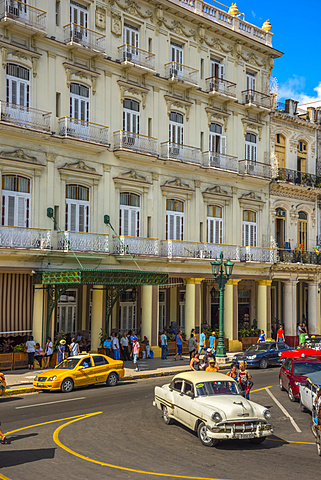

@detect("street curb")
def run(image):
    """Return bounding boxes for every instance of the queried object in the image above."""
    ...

[3,363,232,395]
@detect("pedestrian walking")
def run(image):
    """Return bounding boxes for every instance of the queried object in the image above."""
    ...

[277,325,285,342]
[43,337,54,368]
[0,424,6,444]
[226,364,238,381]
[160,330,168,360]
[103,336,113,357]
[202,348,219,371]
[131,336,140,371]
[112,332,120,360]
[206,359,218,372]
[209,331,216,354]
[302,322,308,334]
[25,336,36,370]
[120,332,130,361]
[57,339,66,364]
[190,351,200,371]
[187,333,197,359]
[198,329,207,355]
[69,338,80,357]
[238,361,253,399]
[257,330,266,343]
[174,330,184,360]
[34,343,44,368]
[145,337,151,358]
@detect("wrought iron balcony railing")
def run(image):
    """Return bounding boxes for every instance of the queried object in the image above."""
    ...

[206,76,236,97]
[164,61,198,85]
[161,142,201,164]
[58,117,109,145]
[113,236,159,256]
[118,44,155,70]
[0,0,47,31]
[240,246,277,263]
[276,168,321,188]
[242,89,271,109]
[0,101,51,132]
[202,151,238,172]
[160,240,240,260]
[278,249,321,265]
[63,23,105,53]
[0,226,51,249]
[57,231,109,253]
[113,131,158,156]
[239,160,271,179]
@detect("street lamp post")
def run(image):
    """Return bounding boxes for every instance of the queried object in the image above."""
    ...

[211,251,234,358]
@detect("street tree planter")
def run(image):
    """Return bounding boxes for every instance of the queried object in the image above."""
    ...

[239,337,258,350]
[13,352,28,370]
[0,353,14,370]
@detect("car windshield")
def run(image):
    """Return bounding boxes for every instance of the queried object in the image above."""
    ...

[55,358,80,370]
[195,381,239,396]
[246,344,269,352]
[293,362,321,375]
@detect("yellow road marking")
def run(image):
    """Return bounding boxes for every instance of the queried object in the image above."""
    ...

[0,474,12,480]
[267,437,315,445]
[53,414,231,480]
[251,386,273,393]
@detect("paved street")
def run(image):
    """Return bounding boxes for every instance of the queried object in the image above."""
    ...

[0,368,318,480]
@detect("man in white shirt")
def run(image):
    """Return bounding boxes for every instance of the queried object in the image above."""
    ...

[112,332,120,360]
[120,332,130,361]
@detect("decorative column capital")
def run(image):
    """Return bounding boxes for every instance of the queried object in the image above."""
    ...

[226,279,242,286]
[185,278,204,285]
[256,280,272,286]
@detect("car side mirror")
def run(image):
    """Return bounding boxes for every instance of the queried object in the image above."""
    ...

[78,365,84,370]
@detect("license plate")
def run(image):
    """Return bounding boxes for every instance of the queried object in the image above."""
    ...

[37,383,44,387]
[235,433,255,439]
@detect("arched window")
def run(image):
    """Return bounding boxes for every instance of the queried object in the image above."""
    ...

[245,132,257,162]
[207,205,223,244]
[70,83,90,122]
[119,192,140,236]
[65,184,90,232]
[275,134,286,169]
[169,111,184,146]
[1,175,31,227]
[123,99,140,133]
[209,123,226,154]
[166,199,184,240]
[298,211,307,250]
[6,63,30,107]
[242,210,257,246]
[297,140,307,173]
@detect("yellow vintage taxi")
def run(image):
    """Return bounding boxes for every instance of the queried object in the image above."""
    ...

[0,372,6,396]
[33,354,124,393]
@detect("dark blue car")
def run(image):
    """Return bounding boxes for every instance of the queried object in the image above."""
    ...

[232,341,293,369]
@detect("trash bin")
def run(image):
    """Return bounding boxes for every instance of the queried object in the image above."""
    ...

[150,351,154,359]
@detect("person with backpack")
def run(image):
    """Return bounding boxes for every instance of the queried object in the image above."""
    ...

[238,361,253,399]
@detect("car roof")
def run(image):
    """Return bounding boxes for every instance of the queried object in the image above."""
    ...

[68,354,103,360]
[291,356,321,363]
[306,372,321,385]
[173,371,235,383]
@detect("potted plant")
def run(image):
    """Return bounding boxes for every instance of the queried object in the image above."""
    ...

[0,339,14,370]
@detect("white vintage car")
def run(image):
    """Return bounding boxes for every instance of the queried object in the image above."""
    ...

[153,371,273,447]
[299,371,321,413]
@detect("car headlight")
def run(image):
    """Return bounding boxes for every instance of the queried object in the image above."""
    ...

[34,376,38,381]
[263,409,271,420]
[247,355,257,360]
[47,376,57,381]
[294,381,302,386]
[278,352,282,356]
[211,412,222,423]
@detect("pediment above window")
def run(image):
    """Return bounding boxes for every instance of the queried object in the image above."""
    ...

[59,161,101,184]
[202,185,231,205]
[113,170,151,193]
[239,191,265,210]
[1,41,40,75]
[118,80,149,108]
[164,95,192,121]
[63,62,100,94]
[161,178,194,199]
[0,149,44,175]
[241,118,263,139]
[205,107,229,129]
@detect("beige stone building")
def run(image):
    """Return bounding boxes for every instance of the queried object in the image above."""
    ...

[0,0,283,352]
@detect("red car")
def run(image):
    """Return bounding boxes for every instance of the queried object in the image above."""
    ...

[279,357,321,402]
[280,347,321,361]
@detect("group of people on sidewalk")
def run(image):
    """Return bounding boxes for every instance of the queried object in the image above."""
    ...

[25,336,54,370]
[103,331,144,371]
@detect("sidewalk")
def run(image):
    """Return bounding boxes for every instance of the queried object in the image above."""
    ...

[3,352,238,395]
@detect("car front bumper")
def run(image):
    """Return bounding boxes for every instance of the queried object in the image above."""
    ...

[33,380,61,390]
[206,422,273,440]
[233,357,262,367]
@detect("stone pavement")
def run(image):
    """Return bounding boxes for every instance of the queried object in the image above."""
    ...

[2,351,239,394]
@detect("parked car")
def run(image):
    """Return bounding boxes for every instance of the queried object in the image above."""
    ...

[279,356,321,401]
[280,336,321,361]
[33,354,124,393]
[232,342,292,369]
[0,372,6,396]
[299,371,321,413]
[153,371,273,447]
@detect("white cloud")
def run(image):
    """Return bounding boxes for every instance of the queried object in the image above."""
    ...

[251,10,256,18]
[278,75,321,104]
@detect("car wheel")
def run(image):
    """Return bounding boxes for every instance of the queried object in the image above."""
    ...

[288,386,296,402]
[259,358,268,369]
[249,437,266,445]
[197,422,217,447]
[162,405,173,425]
[106,372,118,387]
[279,377,285,391]
[61,378,74,393]
[300,400,307,412]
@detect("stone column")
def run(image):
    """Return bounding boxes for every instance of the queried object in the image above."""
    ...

[283,280,298,345]
[308,281,318,334]
[256,280,272,334]
[32,287,45,345]
[141,285,153,341]
[81,285,87,330]
[185,279,204,336]
[224,279,241,341]
[151,286,159,347]
[91,286,104,351]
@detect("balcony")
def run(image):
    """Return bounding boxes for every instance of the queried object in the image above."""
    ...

[206,76,236,99]
[161,142,201,164]
[63,23,105,53]
[164,62,198,86]
[276,168,321,188]
[113,131,158,156]
[57,231,109,253]
[58,117,109,145]
[202,151,238,172]
[0,0,47,33]
[240,246,277,263]
[241,90,271,110]
[239,160,271,179]
[0,101,51,132]
[113,236,159,256]
[278,249,321,265]
[160,240,241,260]
[0,226,51,249]
[118,45,155,71]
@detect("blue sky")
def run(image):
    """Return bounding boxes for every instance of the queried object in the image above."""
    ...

[211,1,321,103]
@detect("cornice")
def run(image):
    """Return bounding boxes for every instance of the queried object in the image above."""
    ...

[270,181,320,201]
[272,111,318,130]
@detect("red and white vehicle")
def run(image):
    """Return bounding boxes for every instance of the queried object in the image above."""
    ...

[279,356,321,402]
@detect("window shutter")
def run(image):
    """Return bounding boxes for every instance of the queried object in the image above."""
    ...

[12,80,17,105]
[220,135,226,155]
[8,195,15,226]
[130,209,136,236]
[169,214,174,240]
[78,204,84,232]
[136,209,140,236]
[70,203,76,231]
[214,219,220,244]
[181,125,184,145]
[219,63,225,79]
[123,208,129,236]
[17,196,26,227]
[85,205,89,232]
[128,306,133,330]
[208,218,213,243]
[1,195,5,225]
[65,202,68,230]
[251,224,257,247]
